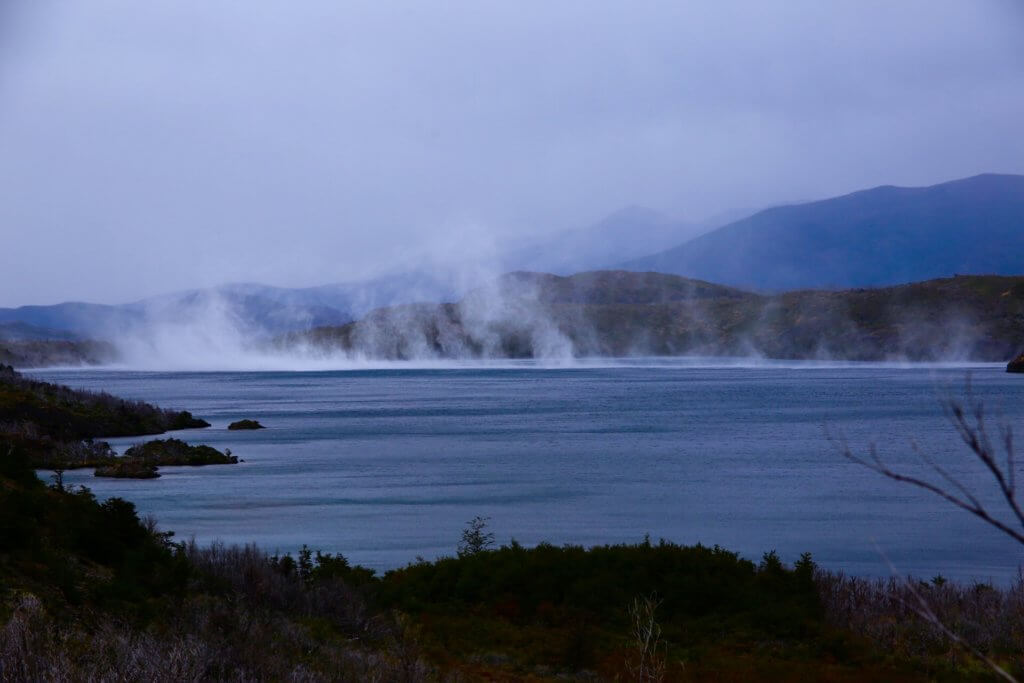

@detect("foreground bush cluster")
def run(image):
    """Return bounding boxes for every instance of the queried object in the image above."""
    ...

[2,434,1022,682]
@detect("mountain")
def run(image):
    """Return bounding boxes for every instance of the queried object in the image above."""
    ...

[281,270,1024,362]
[620,174,1024,290]
[0,286,355,340]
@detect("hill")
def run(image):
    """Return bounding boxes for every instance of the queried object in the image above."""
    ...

[0,364,209,443]
[0,339,118,368]
[282,271,1024,362]
[621,174,1024,290]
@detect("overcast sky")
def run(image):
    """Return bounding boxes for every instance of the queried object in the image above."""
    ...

[1,1,1022,306]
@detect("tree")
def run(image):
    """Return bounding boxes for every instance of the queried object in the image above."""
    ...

[457,516,495,557]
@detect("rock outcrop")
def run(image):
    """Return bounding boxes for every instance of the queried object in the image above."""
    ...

[228,419,265,430]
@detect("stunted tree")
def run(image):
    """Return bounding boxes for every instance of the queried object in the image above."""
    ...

[457,516,495,557]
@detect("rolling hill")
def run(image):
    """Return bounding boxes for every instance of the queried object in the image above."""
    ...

[281,270,1024,362]
[621,174,1024,290]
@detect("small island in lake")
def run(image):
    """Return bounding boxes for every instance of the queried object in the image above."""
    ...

[95,438,238,478]
[1009,353,1024,373]
[228,419,265,430]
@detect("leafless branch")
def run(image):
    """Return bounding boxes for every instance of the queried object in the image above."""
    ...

[838,392,1024,547]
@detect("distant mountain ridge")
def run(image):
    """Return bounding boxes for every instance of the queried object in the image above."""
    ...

[621,173,1024,290]
[0,288,350,339]
[4,173,1023,343]
[0,206,702,340]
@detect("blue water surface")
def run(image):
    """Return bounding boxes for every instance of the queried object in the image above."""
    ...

[32,359,1024,582]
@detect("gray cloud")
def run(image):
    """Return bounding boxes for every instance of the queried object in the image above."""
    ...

[1,0,1022,306]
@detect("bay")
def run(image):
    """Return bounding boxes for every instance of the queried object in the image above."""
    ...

[32,359,1024,582]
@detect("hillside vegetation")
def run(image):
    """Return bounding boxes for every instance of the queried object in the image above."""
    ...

[0,339,117,368]
[0,364,208,441]
[282,271,1024,362]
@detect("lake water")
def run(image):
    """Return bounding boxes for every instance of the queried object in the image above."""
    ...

[31,359,1024,582]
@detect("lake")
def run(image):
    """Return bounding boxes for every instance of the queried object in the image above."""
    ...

[32,359,1024,582]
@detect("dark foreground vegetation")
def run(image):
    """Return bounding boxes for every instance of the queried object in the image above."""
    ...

[2,436,1021,681]
[284,272,1024,362]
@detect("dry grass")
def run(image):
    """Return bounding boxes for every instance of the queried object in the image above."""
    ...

[818,569,1024,676]
[0,542,435,683]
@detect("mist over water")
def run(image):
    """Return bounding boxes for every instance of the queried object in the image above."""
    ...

[88,271,1020,372]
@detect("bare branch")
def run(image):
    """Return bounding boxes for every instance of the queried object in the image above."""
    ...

[912,441,983,511]
[872,544,1018,683]
[839,386,1024,549]
[838,441,1024,547]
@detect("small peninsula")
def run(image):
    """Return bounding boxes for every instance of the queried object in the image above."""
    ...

[0,364,229,479]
